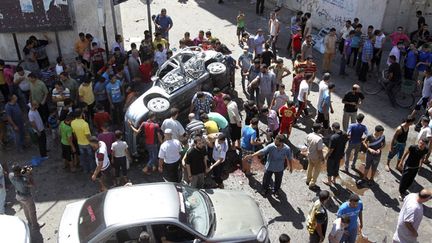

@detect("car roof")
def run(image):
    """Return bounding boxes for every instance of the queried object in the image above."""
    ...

[103,183,180,226]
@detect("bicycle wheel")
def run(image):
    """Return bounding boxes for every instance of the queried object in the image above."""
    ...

[362,79,384,95]
[394,85,415,108]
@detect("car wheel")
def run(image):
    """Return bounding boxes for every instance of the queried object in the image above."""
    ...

[146,96,171,113]
[207,62,226,75]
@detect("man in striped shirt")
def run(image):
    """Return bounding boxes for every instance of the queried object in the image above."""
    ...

[358,36,374,83]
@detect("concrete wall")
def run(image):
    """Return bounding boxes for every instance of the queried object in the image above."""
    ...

[0,0,122,64]
[281,0,389,31]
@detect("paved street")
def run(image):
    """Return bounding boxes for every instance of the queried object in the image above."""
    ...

[2,0,432,242]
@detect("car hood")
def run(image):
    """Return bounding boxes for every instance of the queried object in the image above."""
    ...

[206,189,266,239]
[0,215,30,243]
[58,200,85,243]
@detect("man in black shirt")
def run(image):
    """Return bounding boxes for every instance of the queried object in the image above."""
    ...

[386,55,402,107]
[183,136,208,189]
[324,122,348,185]
[398,138,429,200]
[341,84,365,131]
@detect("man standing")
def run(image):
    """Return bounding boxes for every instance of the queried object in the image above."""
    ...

[393,189,432,242]
[161,108,186,141]
[386,116,415,172]
[183,136,208,189]
[29,35,51,69]
[358,36,374,83]
[209,134,229,189]
[303,13,312,37]
[60,114,76,172]
[316,83,335,131]
[297,73,313,118]
[341,84,364,131]
[248,134,293,196]
[129,111,163,174]
[301,35,313,60]
[256,0,265,15]
[411,67,432,117]
[29,102,47,159]
[74,32,89,61]
[251,64,276,109]
[9,164,45,231]
[344,113,368,172]
[71,109,93,173]
[322,28,337,73]
[337,194,363,243]
[306,190,330,242]
[224,95,242,147]
[190,91,213,117]
[154,8,173,40]
[59,72,79,103]
[89,137,112,192]
[339,20,354,54]
[13,66,31,105]
[106,75,124,126]
[268,12,281,56]
[158,129,182,183]
[29,73,49,124]
[398,138,429,200]
[306,123,325,189]
[5,94,26,151]
[78,77,95,123]
[359,125,385,185]
[241,118,264,176]
[324,122,348,185]
[386,55,402,106]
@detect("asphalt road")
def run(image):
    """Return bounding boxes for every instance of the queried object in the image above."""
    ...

[2,0,432,242]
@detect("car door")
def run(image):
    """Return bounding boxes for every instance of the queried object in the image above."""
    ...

[150,223,201,243]
[101,225,153,243]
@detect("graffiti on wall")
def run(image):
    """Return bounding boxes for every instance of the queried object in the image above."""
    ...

[295,0,357,28]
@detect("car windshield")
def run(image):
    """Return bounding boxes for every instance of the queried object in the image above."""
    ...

[176,185,211,236]
[78,192,107,242]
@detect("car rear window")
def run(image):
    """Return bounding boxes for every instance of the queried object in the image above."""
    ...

[78,192,107,242]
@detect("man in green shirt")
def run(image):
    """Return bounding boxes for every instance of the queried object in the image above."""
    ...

[29,73,49,123]
[60,114,76,172]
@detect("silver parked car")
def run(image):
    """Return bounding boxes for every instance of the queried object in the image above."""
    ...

[125,47,233,155]
[58,183,269,243]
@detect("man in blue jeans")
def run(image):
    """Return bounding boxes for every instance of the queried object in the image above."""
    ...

[247,134,293,197]
[344,113,368,172]
[337,194,363,243]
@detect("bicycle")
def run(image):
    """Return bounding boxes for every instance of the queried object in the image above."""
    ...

[362,70,415,108]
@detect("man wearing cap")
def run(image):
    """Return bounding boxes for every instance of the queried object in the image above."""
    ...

[158,129,183,182]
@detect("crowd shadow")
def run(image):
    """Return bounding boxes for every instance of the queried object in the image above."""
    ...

[329,183,352,208]
[369,184,400,212]
[267,189,306,230]
[418,165,432,183]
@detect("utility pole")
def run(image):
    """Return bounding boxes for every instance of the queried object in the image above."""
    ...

[110,0,118,35]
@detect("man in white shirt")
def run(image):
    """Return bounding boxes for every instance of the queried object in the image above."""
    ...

[154,44,167,67]
[268,12,281,55]
[28,102,47,158]
[161,108,186,141]
[387,41,404,66]
[338,20,354,54]
[89,137,111,191]
[158,129,182,182]
[209,133,228,188]
[328,217,350,243]
[52,81,71,112]
[297,73,313,117]
[317,73,334,114]
[224,95,242,147]
[253,29,266,57]
[303,13,312,37]
[13,66,31,104]
[393,189,432,243]
[411,67,432,117]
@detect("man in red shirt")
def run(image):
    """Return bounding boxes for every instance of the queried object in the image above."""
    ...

[139,59,153,83]
[291,29,302,59]
[129,111,163,174]
[90,42,105,74]
[291,68,305,105]
[278,100,297,138]
[93,104,111,133]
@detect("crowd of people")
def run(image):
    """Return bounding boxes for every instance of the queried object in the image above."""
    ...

[0,3,431,243]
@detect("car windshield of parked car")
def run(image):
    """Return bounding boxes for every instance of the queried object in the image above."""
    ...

[177,185,211,236]
[78,192,107,242]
